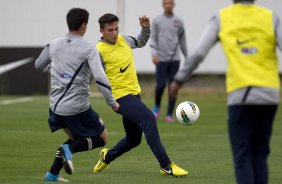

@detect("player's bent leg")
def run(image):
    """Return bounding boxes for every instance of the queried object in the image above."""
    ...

[117,95,173,174]
[93,148,109,172]
[160,162,189,177]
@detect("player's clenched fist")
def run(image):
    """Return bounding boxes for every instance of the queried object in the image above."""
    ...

[139,15,150,28]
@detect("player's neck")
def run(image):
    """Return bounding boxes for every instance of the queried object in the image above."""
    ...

[164,11,173,16]
[69,30,84,37]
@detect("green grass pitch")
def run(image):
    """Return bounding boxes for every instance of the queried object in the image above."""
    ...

[0,90,281,184]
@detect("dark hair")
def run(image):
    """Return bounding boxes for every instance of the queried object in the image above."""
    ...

[233,0,255,3]
[98,13,119,29]
[66,8,89,31]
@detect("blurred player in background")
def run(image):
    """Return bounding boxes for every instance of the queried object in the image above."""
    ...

[35,8,119,182]
[150,0,188,122]
[92,13,188,177]
[170,0,282,183]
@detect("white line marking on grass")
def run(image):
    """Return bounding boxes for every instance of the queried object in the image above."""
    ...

[0,130,33,134]
[0,97,34,105]
[108,131,187,137]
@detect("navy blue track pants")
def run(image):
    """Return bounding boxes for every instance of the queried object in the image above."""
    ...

[105,94,171,168]
[228,105,277,184]
[155,61,180,115]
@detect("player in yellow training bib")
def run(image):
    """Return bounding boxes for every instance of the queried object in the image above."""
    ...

[93,13,188,177]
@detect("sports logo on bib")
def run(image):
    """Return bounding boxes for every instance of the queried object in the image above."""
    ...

[120,63,130,73]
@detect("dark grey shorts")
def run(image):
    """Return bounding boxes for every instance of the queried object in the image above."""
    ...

[48,107,105,139]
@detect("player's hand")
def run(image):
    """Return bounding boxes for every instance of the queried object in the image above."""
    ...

[152,55,160,65]
[139,15,150,29]
[169,81,183,98]
[111,102,120,111]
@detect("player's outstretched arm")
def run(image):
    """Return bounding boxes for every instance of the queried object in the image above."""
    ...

[88,47,119,110]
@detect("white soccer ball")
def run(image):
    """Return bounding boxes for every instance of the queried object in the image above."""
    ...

[176,101,200,125]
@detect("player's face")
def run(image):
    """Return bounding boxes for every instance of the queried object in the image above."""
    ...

[162,0,174,15]
[100,21,119,44]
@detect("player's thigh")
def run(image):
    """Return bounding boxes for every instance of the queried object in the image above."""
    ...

[122,115,142,140]
[228,105,255,148]
[253,105,277,145]
[63,128,74,140]
[63,107,105,139]
[117,95,156,130]
[168,61,180,83]
[48,108,67,132]
[156,62,169,87]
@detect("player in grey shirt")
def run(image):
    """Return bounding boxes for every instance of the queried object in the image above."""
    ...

[35,8,119,182]
[35,30,117,115]
[150,0,188,122]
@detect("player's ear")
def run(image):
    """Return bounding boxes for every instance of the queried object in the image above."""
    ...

[99,28,104,34]
[82,23,87,30]
[79,23,87,31]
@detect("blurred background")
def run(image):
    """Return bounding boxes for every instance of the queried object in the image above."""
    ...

[1,2,282,183]
[1,0,282,95]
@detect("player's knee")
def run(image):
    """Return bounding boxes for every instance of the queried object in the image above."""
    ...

[100,129,109,144]
[102,138,108,145]
[100,139,106,147]
[142,119,157,135]
[97,137,106,147]
[156,86,166,91]
[129,137,142,148]
[89,136,106,149]
[147,112,157,125]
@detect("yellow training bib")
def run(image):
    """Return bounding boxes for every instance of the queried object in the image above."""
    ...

[219,4,279,93]
[96,35,141,100]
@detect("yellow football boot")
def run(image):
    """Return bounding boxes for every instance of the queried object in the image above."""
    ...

[160,162,188,177]
[93,148,109,173]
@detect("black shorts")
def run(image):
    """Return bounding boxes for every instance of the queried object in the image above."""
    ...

[48,107,105,139]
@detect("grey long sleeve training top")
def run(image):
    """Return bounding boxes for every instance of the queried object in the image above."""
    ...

[150,13,188,61]
[35,33,116,115]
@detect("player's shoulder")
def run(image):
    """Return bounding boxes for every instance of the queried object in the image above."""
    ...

[83,40,98,54]
[173,14,183,21]
[49,36,63,45]
[153,14,164,22]
[66,36,98,56]
[81,38,95,48]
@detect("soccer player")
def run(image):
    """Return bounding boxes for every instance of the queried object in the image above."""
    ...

[170,0,282,183]
[35,8,119,182]
[150,0,188,122]
[92,13,188,177]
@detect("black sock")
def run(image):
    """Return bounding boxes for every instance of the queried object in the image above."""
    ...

[69,136,105,153]
[49,137,105,174]
[64,139,74,144]
[49,150,62,175]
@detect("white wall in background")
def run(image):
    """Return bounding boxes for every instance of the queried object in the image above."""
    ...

[1,0,281,73]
